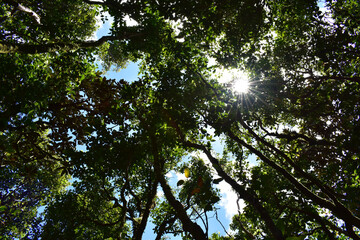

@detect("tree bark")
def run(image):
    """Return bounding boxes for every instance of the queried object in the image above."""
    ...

[0,33,143,54]
[155,216,176,240]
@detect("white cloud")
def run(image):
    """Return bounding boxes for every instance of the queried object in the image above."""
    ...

[218,181,244,220]
[166,169,186,182]
[124,15,138,27]
[165,170,175,178]
[175,171,187,182]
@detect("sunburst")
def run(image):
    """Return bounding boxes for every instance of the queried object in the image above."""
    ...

[233,75,250,93]
[218,68,250,94]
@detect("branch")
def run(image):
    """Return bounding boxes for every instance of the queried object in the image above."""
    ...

[237,113,338,201]
[288,202,359,240]
[83,0,107,5]
[155,216,177,240]
[133,176,159,240]
[148,132,208,240]
[4,0,41,24]
[162,110,284,239]
[157,174,208,239]
[234,215,256,240]
[182,140,285,240]
[263,129,330,146]
[226,128,360,230]
[0,33,144,54]
[191,205,208,238]
[286,206,343,239]
[215,210,232,237]
[307,76,360,84]
[82,0,119,8]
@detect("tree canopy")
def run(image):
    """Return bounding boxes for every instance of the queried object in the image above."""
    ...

[1,0,360,239]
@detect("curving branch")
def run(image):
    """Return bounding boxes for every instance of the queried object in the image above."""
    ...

[306,76,360,84]
[83,0,108,5]
[162,109,284,239]
[82,0,119,8]
[192,69,360,235]
[234,215,256,240]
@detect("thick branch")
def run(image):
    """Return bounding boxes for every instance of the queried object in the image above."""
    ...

[226,129,360,230]
[307,76,360,84]
[82,0,119,8]
[234,215,256,240]
[157,174,208,240]
[4,0,41,24]
[83,0,108,5]
[285,205,346,239]
[183,140,285,240]
[0,33,143,54]
[237,113,360,229]
[163,110,284,239]
[149,133,208,240]
[133,177,159,240]
[237,113,339,202]
[264,129,330,146]
[155,216,177,240]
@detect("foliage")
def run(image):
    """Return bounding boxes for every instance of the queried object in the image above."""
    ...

[1,0,360,239]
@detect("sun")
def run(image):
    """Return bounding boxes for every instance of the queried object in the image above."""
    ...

[217,68,251,94]
[233,76,250,93]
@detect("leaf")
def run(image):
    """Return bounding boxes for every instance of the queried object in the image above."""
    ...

[204,204,213,212]
[184,168,190,178]
[211,196,221,204]
[191,188,201,195]
[61,168,68,176]
[197,176,203,187]
[177,180,185,186]
[213,178,223,184]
